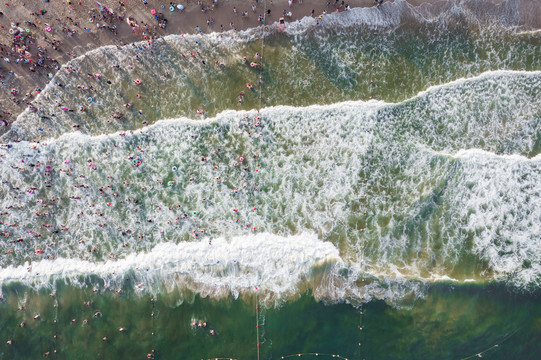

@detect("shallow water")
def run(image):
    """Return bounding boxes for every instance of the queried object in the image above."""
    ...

[1,0,541,358]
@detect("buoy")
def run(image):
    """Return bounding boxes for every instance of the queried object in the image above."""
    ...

[172,166,178,172]
[88,97,93,102]
[134,79,142,85]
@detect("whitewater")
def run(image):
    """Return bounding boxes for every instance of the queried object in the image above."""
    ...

[0,0,540,306]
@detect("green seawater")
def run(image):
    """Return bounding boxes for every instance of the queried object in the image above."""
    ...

[1,1,541,358]
[0,283,540,359]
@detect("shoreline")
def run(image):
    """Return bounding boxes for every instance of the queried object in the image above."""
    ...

[0,0,536,136]
[0,0,407,135]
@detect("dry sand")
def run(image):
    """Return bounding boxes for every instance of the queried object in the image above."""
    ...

[0,0,408,135]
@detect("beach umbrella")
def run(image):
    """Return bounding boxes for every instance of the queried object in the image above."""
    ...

[151,9,156,15]
[177,4,184,10]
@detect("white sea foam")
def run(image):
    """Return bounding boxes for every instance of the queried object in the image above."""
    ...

[0,233,339,296]
[1,71,540,295]
[1,0,541,302]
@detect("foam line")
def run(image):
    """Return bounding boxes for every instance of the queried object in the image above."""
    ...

[0,233,340,294]
[6,69,537,147]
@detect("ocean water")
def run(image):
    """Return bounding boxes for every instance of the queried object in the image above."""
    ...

[1,0,541,359]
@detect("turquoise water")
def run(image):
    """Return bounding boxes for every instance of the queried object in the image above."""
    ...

[1,0,541,358]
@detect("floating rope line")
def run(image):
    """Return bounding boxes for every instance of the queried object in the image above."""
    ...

[148,295,157,359]
[257,1,267,112]
[369,28,377,100]
[458,326,523,360]
[358,235,365,360]
[254,2,266,356]
[280,353,350,359]
[52,292,59,357]
[256,286,261,360]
